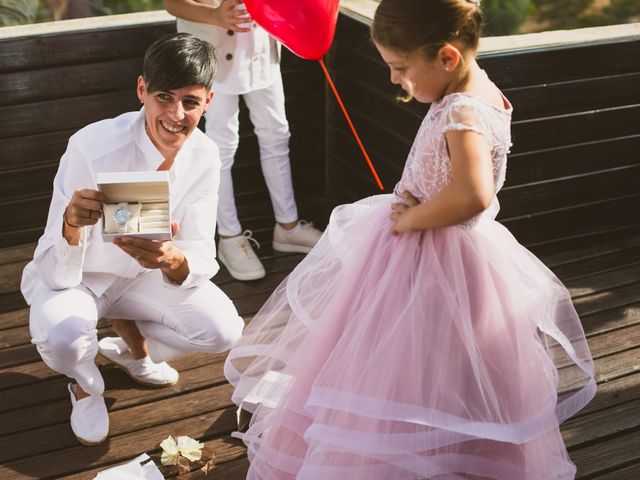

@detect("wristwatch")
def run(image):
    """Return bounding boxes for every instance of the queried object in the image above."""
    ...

[113,203,132,233]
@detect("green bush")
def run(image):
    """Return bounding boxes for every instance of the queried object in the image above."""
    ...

[482,0,534,36]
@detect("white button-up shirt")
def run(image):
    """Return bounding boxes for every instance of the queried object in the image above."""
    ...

[21,108,221,304]
[177,1,279,95]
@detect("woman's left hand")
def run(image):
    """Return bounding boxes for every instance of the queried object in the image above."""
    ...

[114,222,185,273]
[389,191,419,235]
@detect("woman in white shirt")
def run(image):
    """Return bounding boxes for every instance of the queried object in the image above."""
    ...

[21,33,244,446]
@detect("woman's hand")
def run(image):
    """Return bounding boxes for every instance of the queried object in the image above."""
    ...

[63,188,107,244]
[65,188,106,228]
[389,191,419,235]
[114,222,189,284]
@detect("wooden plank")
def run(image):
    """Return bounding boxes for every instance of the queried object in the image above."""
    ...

[0,292,27,315]
[563,387,640,450]
[573,370,640,418]
[528,225,640,259]
[573,281,640,321]
[0,354,225,433]
[498,165,640,218]
[588,462,640,480]
[502,194,640,247]
[0,308,29,331]
[0,324,31,349]
[0,23,174,73]
[0,163,58,204]
[566,263,640,298]
[506,72,640,121]
[0,382,235,463]
[479,38,640,88]
[0,129,74,171]
[0,90,139,139]
[581,301,640,338]
[505,135,640,187]
[0,196,51,242]
[0,58,143,107]
[551,243,640,281]
[0,227,45,250]
[0,243,35,265]
[511,104,640,154]
[543,233,640,269]
[571,428,640,478]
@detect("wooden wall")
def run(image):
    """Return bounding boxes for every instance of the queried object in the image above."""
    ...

[327,15,640,256]
[0,20,325,249]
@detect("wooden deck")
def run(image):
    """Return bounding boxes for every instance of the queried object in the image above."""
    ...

[0,232,639,479]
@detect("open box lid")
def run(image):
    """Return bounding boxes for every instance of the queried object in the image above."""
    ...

[97,171,170,203]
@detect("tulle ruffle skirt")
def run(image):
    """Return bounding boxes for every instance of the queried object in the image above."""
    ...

[224,194,596,479]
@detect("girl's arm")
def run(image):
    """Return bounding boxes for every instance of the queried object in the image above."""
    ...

[390,130,494,234]
[164,0,250,32]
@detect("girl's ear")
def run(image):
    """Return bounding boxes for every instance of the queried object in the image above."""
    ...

[439,44,462,72]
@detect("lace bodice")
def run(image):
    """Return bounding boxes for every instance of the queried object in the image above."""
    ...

[394,92,513,228]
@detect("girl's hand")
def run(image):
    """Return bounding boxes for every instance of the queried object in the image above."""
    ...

[389,191,419,235]
[214,0,252,32]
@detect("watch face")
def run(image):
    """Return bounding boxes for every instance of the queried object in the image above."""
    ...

[113,206,132,225]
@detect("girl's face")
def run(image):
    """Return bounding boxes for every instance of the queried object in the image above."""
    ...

[375,43,452,104]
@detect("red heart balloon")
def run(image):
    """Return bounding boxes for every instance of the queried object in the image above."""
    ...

[245,0,339,60]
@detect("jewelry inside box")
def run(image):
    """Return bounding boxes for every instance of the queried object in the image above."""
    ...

[103,202,170,234]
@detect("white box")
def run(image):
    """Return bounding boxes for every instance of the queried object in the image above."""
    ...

[97,171,171,241]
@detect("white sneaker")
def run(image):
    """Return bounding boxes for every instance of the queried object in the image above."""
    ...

[68,383,109,446]
[218,230,266,281]
[98,337,179,387]
[273,221,323,253]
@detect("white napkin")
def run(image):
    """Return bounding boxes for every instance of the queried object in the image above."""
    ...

[93,453,164,480]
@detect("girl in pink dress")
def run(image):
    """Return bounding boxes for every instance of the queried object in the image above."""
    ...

[225,0,596,478]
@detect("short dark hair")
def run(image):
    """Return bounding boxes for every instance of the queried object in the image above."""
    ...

[143,32,217,92]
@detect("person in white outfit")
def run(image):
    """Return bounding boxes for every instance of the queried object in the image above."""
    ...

[21,33,245,446]
[165,0,323,281]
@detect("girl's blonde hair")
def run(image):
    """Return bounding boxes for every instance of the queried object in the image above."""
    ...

[371,0,483,58]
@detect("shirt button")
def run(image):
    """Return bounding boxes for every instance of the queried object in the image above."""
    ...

[226,53,233,61]
[227,29,234,36]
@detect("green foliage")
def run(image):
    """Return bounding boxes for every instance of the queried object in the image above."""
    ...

[103,0,165,15]
[534,0,640,30]
[534,0,592,30]
[580,0,640,27]
[482,0,534,36]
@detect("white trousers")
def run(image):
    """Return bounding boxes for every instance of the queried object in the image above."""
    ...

[206,70,298,236]
[29,270,244,396]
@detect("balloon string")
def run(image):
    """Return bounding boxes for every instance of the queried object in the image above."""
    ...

[318,58,384,191]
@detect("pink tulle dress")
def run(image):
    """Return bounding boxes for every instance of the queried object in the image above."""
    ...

[224,92,596,479]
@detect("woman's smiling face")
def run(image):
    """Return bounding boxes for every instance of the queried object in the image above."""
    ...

[137,76,213,159]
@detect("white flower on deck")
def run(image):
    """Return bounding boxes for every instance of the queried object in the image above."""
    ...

[159,435,204,465]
